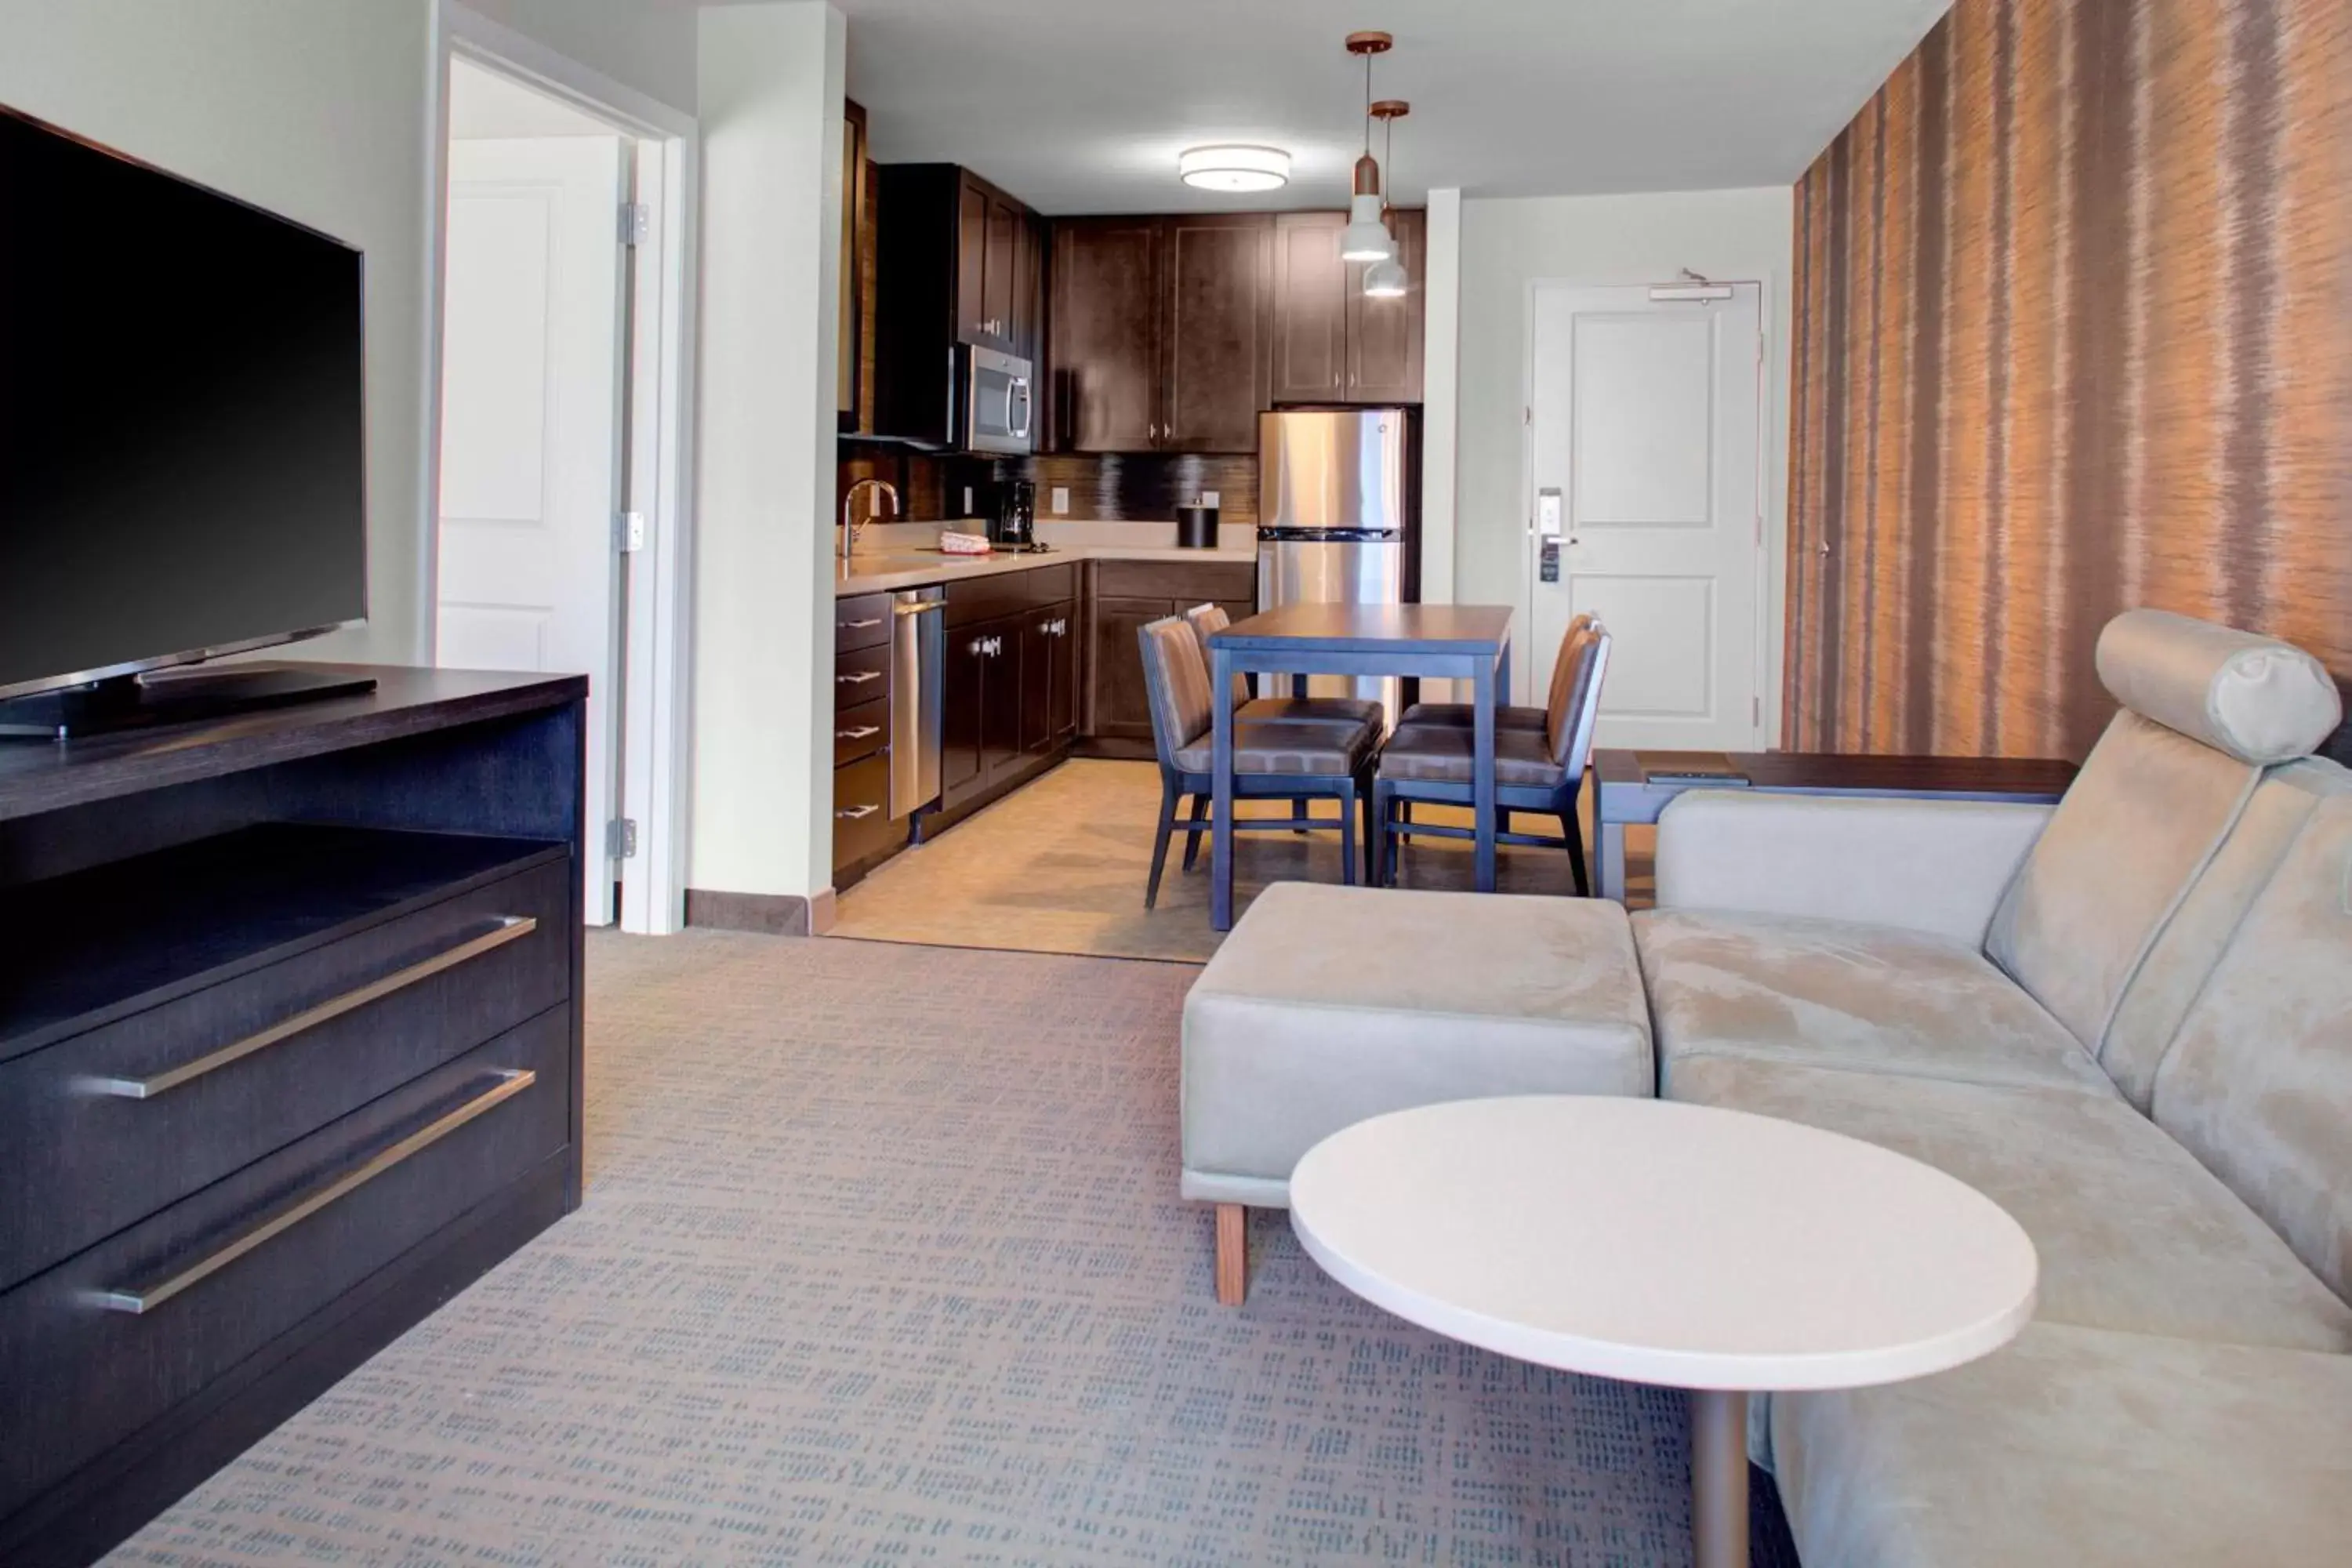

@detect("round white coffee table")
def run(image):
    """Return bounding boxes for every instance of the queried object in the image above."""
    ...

[1289,1096,2038,1568]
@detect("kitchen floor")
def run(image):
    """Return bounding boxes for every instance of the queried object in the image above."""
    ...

[829,757,1653,964]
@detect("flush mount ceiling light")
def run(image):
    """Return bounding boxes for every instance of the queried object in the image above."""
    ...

[1178,144,1291,193]
[1362,100,1410,296]
[1340,31,1397,262]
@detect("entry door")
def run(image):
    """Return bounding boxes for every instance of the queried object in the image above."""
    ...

[1526,283,1765,751]
[437,137,628,924]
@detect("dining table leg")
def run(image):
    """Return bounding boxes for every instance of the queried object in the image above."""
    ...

[1211,646,1237,931]
[1472,654,1497,893]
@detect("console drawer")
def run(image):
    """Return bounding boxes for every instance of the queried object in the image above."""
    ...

[0,855,572,1292]
[832,752,898,869]
[833,695,890,767]
[0,1008,570,1520]
[834,640,892,702]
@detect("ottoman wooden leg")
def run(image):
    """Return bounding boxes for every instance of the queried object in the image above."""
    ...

[1214,1204,1249,1305]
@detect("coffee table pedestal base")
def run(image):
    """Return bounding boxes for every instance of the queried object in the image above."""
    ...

[1692,1388,1749,1568]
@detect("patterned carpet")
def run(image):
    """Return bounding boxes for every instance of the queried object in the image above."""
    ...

[111,932,1787,1566]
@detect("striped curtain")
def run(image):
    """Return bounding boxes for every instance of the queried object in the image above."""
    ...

[1784,0,2352,760]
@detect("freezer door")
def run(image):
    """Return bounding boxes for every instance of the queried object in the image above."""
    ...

[1258,408,1408,532]
[1257,539,1404,715]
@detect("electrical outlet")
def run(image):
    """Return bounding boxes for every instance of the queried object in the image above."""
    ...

[1051,487,1070,514]
[1200,490,1220,508]
[962,485,973,514]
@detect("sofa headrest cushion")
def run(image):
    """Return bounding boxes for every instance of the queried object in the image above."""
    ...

[2096,610,2343,765]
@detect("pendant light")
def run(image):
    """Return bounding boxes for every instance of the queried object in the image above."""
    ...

[1363,101,1410,297]
[1340,31,1396,263]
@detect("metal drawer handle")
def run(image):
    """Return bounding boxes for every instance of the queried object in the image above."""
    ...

[837,724,882,740]
[91,1068,537,1315]
[840,617,884,630]
[837,804,880,820]
[80,916,539,1101]
[837,670,883,684]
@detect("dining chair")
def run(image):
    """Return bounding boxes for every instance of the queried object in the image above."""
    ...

[1371,619,1611,895]
[1393,611,1592,734]
[1136,615,1383,909]
[1182,604,1386,729]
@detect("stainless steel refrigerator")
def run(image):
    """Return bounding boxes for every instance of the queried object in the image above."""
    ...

[1257,408,1417,713]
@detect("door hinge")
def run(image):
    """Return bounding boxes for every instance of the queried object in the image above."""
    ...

[620,202,652,246]
[1757,332,1767,367]
[615,511,647,553]
[1523,406,1532,426]
[607,818,639,859]
[1752,696,1762,727]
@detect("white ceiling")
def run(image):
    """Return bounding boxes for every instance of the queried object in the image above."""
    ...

[826,0,1950,214]
[448,56,624,140]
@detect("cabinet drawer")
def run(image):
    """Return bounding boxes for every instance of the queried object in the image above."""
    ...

[834,640,892,702]
[1021,563,1076,604]
[832,752,899,869]
[0,856,572,1293]
[835,592,894,653]
[833,695,890,767]
[944,570,1030,627]
[0,1008,569,1520]
[1095,557,1257,604]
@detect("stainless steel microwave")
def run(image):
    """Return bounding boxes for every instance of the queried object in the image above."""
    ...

[960,344,1033,456]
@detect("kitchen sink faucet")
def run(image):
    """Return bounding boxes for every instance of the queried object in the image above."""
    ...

[841,477,900,561]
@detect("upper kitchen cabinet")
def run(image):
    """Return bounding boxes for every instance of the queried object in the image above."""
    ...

[1049,212,1271,454]
[839,100,870,431]
[1346,206,1426,404]
[873,164,1044,446]
[1161,214,1273,452]
[1270,207,1426,405]
[1049,216,1162,453]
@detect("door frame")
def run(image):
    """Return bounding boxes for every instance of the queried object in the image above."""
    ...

[429,1,701,935]
[1519,277,1778,750]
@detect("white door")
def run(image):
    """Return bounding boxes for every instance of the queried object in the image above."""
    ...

[437,137,628,924]
[1526,283,1766,752]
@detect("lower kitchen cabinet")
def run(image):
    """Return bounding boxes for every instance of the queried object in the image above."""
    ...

[1083,560,1259,749]
[940,589,1080,813]
[1090,595,1173,743]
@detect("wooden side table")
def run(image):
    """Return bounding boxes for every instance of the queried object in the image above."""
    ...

[1591,750,2077,902]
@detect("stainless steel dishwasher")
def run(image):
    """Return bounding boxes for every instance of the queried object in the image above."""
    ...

[890,587,946,820]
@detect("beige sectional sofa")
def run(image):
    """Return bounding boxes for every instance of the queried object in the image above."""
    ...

[1183,608,2352,1564]
[1638,610,2351,1565]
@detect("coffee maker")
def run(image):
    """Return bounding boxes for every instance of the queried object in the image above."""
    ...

[990,478,1037,549]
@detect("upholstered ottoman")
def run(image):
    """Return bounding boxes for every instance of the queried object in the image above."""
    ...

[1181,882,1653,1301]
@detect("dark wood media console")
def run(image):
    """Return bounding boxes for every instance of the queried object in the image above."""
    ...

[0,666,586,1566]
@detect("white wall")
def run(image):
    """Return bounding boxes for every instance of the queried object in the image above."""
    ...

[456,0,698,117]
[0,0,437,664]
[688,2,848,908]
[1453,188,1795,720]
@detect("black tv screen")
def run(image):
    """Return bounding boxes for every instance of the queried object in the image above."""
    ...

[0,104,366,699]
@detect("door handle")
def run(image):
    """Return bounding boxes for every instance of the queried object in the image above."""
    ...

[840,617,884,630]
[836,803,880,820]
[837,670,882,685]
[836,724,881,740]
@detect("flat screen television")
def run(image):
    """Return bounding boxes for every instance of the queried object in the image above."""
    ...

[0,102,369,733]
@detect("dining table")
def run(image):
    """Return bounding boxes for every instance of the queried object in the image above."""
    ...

[1205,603,1516,931]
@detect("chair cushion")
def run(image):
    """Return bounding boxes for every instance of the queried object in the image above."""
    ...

[1634,909,2116,1096]
[2096,608,2343,765]
[1377,724,1566,789]
[1671,1055,2352,1354]
[1139,616,1214,757]
[1239,695,1385,728]
[1395,702,1549,731]
[1173,717,1376,777]
[1772,1323,2352,1568]
[2154,775,2352,1302]
[1181,885,1653,1207]
[1984,709,2261,1065]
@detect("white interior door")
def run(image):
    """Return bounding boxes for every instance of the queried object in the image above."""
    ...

[438,136,628,924]
[1526,283,1765,752]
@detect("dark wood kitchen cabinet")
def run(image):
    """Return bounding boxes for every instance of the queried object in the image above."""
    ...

[1081,559,1259,750]
[1050,212,1270,454]
[1270,207,1426,405]
[1049,216,1162,452]
[873,164,1041,442]
[1020,602,1080,754]
[938,565,1080,814]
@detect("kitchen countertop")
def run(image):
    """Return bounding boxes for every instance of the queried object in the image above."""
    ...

[834,521,1257,596]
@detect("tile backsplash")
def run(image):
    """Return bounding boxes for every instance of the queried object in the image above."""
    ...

[838,445,1257,527]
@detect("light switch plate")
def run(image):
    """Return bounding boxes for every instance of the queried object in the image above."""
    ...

[1051,487,1070,514]
[962,485,973,514]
